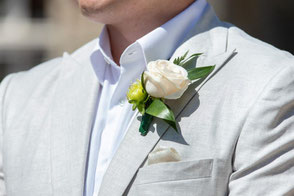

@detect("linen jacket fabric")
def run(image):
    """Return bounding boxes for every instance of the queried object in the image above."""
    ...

[0,6,294,196]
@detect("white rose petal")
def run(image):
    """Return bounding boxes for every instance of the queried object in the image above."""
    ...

[144,60,190,99]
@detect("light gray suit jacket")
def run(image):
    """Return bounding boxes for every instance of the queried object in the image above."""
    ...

[0,5,294,196]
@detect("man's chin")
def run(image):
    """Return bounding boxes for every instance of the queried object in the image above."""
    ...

[79,1,113,23]
[79,0,102,16]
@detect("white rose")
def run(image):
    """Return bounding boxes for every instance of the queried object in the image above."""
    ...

[144,60,190,99]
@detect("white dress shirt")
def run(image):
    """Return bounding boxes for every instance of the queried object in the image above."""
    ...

[84,0,208,195]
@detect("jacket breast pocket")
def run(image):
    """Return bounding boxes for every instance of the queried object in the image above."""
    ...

[129,159,214,196]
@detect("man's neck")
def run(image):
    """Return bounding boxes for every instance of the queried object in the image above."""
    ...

[106,0,195,65]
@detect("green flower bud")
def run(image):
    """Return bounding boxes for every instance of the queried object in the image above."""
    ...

[127,80,147,103]
[127,80,148,113]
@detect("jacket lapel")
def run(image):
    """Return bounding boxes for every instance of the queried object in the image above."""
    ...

[166,49,237,121]
[98,6,237,196]
[50,53,99,195]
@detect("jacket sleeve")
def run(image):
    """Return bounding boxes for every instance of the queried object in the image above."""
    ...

[0,74,15,196]
[229,63,294,195]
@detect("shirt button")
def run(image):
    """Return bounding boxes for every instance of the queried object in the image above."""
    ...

[119,99,125,107]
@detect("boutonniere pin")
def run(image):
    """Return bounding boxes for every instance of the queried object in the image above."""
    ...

[127,52,215,136]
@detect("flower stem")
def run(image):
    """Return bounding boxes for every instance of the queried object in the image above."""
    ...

[139,113,153,136]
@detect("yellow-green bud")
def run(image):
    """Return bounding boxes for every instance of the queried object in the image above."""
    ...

[127,80,147,104]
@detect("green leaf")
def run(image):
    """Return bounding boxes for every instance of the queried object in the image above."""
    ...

[132,104,136,111]
[188,66,215,81]
[173,50,189,65]
[179,53,202,68]
[146,99,178,132]
[137,103,145,114]
[141,71,146,91]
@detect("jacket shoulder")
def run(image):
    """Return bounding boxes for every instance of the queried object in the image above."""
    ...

[0,57,62,104]
[227,25,293,67]
[0,38,98,122]
[196,24,294,117]
[1,38,98,88]
[225,25,294,87]
[0,38,98,98]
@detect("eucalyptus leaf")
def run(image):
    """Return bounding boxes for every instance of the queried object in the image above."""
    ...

[146,99,178,132]
[188,66,215,81]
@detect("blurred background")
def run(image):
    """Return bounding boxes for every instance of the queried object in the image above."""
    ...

[0,0,293,80]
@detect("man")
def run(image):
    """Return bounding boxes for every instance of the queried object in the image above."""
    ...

[0,0,293,195]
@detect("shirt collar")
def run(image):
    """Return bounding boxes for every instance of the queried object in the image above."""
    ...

[93,0,208,84]
[137,0,208,62]
[98,27,117,67]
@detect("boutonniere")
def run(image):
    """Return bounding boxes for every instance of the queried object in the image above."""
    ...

[127,51,215,136]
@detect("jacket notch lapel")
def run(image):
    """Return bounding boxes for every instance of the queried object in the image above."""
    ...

[166,48,237,121]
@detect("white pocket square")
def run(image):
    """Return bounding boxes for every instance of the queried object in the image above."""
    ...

[147,146,181,166]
